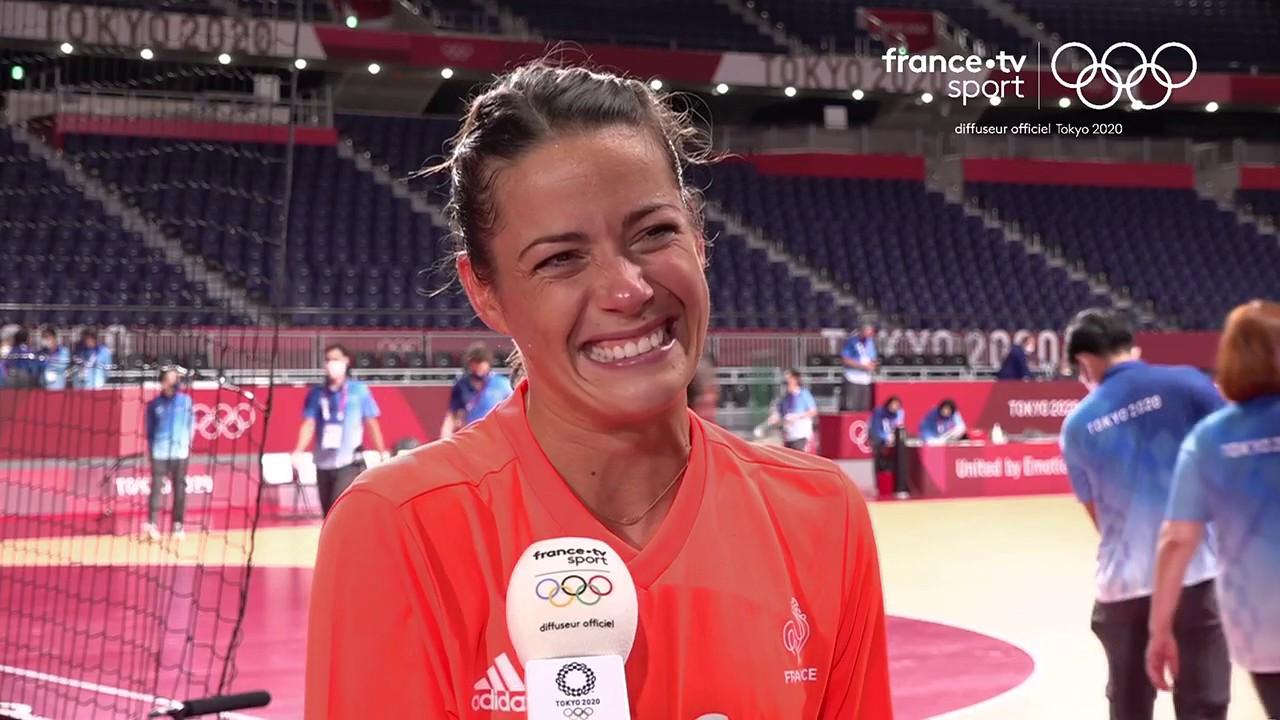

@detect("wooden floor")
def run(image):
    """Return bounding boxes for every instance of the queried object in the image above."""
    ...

[1,495,1270,719]
[871,495,1268,719]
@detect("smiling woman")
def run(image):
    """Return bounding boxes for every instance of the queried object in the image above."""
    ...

[305,62,892,720]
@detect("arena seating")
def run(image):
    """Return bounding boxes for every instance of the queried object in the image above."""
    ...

[494,0,786,52]
[970,183,1280,328]
[1237,189,1280,225]
[750,0,1033,56]
[0,129,230,328]
[1006,0,1280,72]
[413,0,501,32]
[703,162,1110,329]
[61,134,475,329]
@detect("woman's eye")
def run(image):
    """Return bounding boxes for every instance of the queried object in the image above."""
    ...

[639,224,679,245]
[535,250,582,272]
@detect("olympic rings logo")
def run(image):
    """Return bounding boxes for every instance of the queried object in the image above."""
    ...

[535,574,613,607]
[1051,42,1196,110]
[193,402,256,440]
[849,419,871,454]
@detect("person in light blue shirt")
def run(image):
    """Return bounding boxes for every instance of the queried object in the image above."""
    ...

[839,324,877,411]
[447,343,514,431]
[768,368,817,451]
[72,328,113,389]
[38,328,70,390]
[1148,300,1280,718]
[143,368,194,542]
[292,344,387,516]
[870,395,906,447]
[1059,308,1229,720]
[918,399,966,444]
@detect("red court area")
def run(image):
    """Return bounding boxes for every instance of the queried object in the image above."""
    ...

[0,563,1033,719]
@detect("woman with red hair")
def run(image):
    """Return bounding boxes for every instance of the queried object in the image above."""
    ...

[1148,300,1280,717]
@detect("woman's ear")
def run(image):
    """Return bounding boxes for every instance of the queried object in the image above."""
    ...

[457,253,510,335]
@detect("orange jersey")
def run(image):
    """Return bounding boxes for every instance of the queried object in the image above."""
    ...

[306,382,891,719]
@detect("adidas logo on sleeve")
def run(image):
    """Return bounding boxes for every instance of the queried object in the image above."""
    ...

[471,653,527,714]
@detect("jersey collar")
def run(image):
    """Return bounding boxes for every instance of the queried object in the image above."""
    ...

[492,379,708,588]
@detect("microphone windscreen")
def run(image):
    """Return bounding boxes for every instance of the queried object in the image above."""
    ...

[506,537,638,664]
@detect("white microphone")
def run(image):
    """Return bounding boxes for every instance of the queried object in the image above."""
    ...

[506,537,637,720]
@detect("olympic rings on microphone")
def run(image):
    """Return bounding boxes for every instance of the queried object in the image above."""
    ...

[563,709,594,719]
[1050,41,1196,110]
[535,574,614,607]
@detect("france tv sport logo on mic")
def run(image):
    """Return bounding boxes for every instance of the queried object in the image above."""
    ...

[1050,42,1196,110]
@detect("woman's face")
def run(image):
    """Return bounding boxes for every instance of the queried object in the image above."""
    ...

[460,126,709,425]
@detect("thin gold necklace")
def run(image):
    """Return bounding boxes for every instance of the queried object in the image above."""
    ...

[584,450,691,527]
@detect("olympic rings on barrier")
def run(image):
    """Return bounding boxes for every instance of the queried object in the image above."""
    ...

[193,402,257,440]
[535,575,614,607]
[1050,42,1196,110]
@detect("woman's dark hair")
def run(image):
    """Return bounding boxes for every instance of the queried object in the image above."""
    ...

[464,342,495,366]
[324,343,351,360]
[426,61,713,286]
[1065,308,1134,363]
[884,395,902,410]
[939,399,957,414]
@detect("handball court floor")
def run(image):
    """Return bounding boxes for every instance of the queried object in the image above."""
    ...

[0,495,1269,719]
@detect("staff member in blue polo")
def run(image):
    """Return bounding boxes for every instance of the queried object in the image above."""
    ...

[839,323,878,411]
[919,399,966,444]
[292,344,388,516]
[1148,300,1280,717]
[1058,308,1229,720]
[767,368,818,451]
[143,367,194,542]
[445,343,513,435]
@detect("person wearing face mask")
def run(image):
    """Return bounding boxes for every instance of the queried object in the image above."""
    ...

[443,343,514,437]
[292,344,388,516]
[1058,308,1230,720]
[306,62,890,719]
[143,367,194,542]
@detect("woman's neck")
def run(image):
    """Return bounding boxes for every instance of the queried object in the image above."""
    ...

[525,385,691,549]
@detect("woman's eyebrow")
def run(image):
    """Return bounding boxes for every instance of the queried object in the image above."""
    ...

[622,202,680,230]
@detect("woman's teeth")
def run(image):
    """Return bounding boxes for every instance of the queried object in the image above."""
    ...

[586,325,670,363]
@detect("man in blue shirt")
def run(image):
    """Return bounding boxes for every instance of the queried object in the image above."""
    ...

[292,344,387,516]
[446,343,514,434]
[38,328,70,390]
[1058,308,1229,720]
[1147,300,1280,718]
[839,324,878,412]
[918,399,967,444]
[143,368,194,542]
[72,328,112,389]
[768,368,818,451]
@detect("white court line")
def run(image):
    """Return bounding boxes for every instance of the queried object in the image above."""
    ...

[0,665,263,720]
[887,612,1042,720]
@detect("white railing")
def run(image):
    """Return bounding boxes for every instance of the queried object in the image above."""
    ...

[4,87,333,128]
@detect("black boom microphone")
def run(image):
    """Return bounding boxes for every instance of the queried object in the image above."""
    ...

[148,691,271,718]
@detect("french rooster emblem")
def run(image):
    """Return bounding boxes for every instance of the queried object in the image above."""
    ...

[782,597,810,664]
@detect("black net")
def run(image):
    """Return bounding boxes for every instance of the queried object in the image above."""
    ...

[0,4,309,715]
